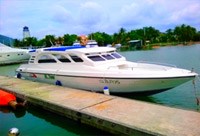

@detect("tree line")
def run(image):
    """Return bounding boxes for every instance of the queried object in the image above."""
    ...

[14,24,200,48]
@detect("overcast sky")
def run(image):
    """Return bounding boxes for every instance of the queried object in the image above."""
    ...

[0,0,199,39]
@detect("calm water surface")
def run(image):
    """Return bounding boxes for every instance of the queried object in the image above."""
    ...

[0,45,200,135]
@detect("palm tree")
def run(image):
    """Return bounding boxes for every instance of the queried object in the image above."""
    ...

[166,29,173,42]
[118,27,127,45]
[174,26,181,42]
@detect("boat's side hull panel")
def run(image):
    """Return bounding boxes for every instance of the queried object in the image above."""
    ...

[0,52,30,64]
[19,72,194,94]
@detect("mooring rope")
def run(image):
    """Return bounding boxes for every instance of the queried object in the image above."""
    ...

[193,79,199,105]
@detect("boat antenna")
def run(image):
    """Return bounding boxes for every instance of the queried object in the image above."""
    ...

[49,40,53,46]
[90,30,93,40]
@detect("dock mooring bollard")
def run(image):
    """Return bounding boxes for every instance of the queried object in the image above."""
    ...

[8,128,20,136]
[103,86,110,95]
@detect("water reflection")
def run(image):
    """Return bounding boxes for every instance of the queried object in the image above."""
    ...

[26,105,111,136]
[0,106,26,118]
[113,93,160,103]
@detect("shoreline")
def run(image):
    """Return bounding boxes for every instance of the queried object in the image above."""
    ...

[120,41,200,51]
[148,41,200,49]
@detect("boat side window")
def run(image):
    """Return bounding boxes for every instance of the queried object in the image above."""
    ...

[53,54,71,63]
[111,52,122,59]
[87,55,105,61]
[38,55,57,63]
[69,54,83,62]
[102,54,115,60]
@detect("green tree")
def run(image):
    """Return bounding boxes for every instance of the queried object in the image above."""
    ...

[56,36,63,45]
[24,37,37,47]
[102,32,113,46]
[127,30,143,41]
[118,28,127,45]
[70,34,78,45]
[36,39,45,47]
[145,27,160,43]
[174,24,196,42]
[112,32,119,44]
[158,33,168,43]
[112,28,128,45]
[166,29,174,42]
[63,34,77,46]
[185,25,196,41]
[194,31,200,41]
[88,32,113,46]
[13,39,21,47]
[44,35,55,47]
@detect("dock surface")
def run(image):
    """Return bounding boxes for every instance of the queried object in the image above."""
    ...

[0,76,199,136]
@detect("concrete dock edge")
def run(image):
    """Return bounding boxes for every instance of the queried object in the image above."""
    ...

[0,76,200,136]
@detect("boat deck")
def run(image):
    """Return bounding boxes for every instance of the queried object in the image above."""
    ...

[0,76,199,135]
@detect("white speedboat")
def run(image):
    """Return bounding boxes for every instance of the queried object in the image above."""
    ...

[86,40,98,47]
[72,40,81,47]
[16,46,198,95]
[0,43,30,65]
[115,43,121,49]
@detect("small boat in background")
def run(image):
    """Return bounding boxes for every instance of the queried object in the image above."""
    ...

[86,40,98,47]
[115,43,121,49]
[0,43,30,65]
[16,46,198,95]
[106,44,112,47]
[72,40,81,47]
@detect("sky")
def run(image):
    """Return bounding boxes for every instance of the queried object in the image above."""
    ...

[0,0,200,39]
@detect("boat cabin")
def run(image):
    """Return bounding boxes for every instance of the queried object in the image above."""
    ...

[29,47,125,66]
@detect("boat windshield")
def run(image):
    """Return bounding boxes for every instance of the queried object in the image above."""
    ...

[86,52,122,62]
[88,55,105,61]
[53,54,71,63]
[111,52,121,58]
[38,55,57,63]
[102,54,115,60]
[69,54,84,62]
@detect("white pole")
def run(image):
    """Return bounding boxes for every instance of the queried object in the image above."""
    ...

[103,86,110,95]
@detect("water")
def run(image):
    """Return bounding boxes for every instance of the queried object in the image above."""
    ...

[0,45,200,135]
[0,106,108,136]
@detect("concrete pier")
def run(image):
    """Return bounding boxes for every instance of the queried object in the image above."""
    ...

[0,76,199,136]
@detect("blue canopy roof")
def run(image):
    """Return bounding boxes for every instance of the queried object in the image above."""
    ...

[44,46,85,51]
[29,46,85,53]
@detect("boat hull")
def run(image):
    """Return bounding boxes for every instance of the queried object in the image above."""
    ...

[19,72,195,94]
[0,52,30,65]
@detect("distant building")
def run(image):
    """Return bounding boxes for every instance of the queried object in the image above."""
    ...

[128,40,143,49]
[23,26,30,39]
[79,35,88,46]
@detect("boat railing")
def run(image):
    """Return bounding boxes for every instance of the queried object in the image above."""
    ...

[106,62,176,72]
[137,61,177,68]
